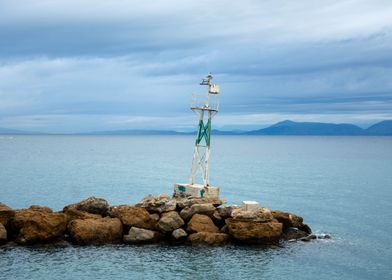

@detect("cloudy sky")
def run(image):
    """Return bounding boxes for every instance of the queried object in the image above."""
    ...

[0,0,391,132]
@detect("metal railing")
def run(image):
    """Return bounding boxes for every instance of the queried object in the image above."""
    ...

[191,93,220,111]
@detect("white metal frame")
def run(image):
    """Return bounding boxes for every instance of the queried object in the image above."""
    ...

[188,73,220,186]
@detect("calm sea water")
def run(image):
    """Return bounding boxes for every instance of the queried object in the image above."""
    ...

[0,135,391,279]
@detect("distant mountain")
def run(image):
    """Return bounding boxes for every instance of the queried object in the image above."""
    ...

[211,129,244,135]
[82,129,192,135]
[1,120,392,136]
[83,129,244,136]
[365,120,392,136]
[245,120,365,135]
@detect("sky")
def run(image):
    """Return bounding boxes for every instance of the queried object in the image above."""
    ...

[0,0,391,133]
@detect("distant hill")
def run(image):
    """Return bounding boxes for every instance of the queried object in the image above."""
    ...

[211,129,244,135]
[1,120,392,136]
[82,129,192,135]
[245,120,365,136]
[84,129,246,136]
[365,120,392,136]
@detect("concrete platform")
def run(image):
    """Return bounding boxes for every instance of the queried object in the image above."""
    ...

[174,183,220,199]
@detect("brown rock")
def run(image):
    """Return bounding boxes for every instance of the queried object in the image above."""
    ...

[282,227,309,240]
[123,227,162,244]
[216,205,239,219]
[231,208,273,222]
[225,218,283,244]
[299,224,312,234]
[149,213,160,224]
[63,205,102,223]
[171,228,188,241]
[73,196,109,216]
[180,203,216,221]
[180,204,216,222]
[175,197,224,209]
[188,232,229,245]
[109,205,157,230]
[29,205,53,213]
[187,214,219,233]
[0,202,15,226]
[157,211,184,233]
[11,209,67,245]
[68,217,122,245]
[0,223,7,244]
[179,207,192,221]
[135,194,176,213]
[271,210,303,229]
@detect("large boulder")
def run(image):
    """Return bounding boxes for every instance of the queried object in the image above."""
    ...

[135,194,177,213]
[11,209,67,245]
[175,197,224,209]
[282,227,309,240]
[171,228,188,242]
[0,202,15,226]
[68,217,122,245]
[29,205,53,213]
[188,232,229,245]
[231,208,273,222]
[72,196,109,216]
[225,218,283,244]
[180,203,216,221]
[109,205,157,230]
[63,205,102,223]
[187,214,219,233]
[299,224,312,234]
[157,211,184,233]
[123,227,162,244]
[271,210,303,229]
[0,223,7,244]
[216,205,239,219]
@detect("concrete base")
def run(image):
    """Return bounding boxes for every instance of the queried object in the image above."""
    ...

[242,201,260,212]
[174,183,220,199]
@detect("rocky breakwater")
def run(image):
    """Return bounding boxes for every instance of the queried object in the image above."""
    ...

[0,194,325,247]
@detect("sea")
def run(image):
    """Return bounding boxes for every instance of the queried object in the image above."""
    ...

[0,135,391,280]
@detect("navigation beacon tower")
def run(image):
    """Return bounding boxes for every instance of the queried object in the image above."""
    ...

[174,73,221,199]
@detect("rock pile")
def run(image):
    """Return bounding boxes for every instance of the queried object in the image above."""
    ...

[0,195,321,246]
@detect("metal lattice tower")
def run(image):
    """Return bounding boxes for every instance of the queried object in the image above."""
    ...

[173,73,221,198]
[189,73,220,186]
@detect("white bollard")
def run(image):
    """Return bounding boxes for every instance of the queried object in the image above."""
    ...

[242,201,260,212]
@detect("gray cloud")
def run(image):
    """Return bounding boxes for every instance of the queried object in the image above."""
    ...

[0,0,391,132]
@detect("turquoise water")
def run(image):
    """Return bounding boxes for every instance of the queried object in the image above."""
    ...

[0,135,391,279]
